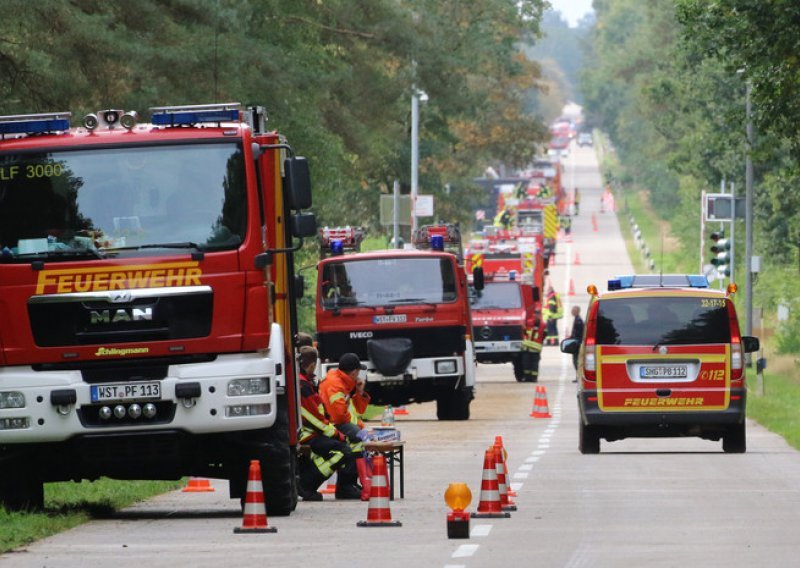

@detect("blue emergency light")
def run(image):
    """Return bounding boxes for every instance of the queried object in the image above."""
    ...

[430,235,445,251]
[609,274,709,290]
[150,103,240,126]
[0,113,71,136]
[509,270,517,281]
[330,240,344,256]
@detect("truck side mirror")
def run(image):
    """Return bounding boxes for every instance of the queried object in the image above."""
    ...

[294,274,305,299]
[472,267,484,291]
[742,336,760,354]
[291,212,317,238]
[284,156,312,210]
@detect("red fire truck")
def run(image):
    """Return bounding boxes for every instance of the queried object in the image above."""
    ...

[0,104,316,513]
[315,225,477,420]
[465,230,545,381]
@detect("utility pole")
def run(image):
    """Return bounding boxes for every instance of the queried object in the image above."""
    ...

[392,179,400,248]
[744,80,754,341]
[411,87,419,234]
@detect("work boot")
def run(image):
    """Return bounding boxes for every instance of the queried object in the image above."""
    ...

[335,470,363,500]
[298,466,326,502]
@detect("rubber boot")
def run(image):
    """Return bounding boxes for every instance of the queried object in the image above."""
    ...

[356,456,372,501]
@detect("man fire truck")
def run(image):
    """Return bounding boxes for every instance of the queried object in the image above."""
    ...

[465,229,545,381]
[315,225,478,420]
[0,104,316,513]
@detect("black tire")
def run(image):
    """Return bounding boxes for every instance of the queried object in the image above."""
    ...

[579,422,601,454]
[436,385,472,420]
[0,464,44,511]
[722,422,746,454]
[234,395,298,517]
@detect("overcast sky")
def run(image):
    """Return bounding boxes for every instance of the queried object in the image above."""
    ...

[547,0,594,27]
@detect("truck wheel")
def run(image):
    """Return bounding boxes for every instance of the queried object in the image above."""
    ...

[722,422,746,454]
[234,396,298,517]
[579,423,600,454]
[0,467,44,511]
[436,386,472,420]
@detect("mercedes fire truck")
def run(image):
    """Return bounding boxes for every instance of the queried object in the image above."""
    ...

[0,104,316,513]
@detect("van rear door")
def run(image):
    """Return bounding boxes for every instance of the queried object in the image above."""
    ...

[593,293,732,412]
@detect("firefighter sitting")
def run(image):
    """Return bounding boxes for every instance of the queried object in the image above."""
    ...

[544,286,563,345]
[319,353,374,501]
[297,347,361,501]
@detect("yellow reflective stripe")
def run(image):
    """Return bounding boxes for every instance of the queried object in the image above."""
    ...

[329,392,346,403]
[301,407,337,437]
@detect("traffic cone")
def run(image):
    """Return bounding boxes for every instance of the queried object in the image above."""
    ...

[568,279,576,296]
[357,454,401,527]
[182,477,215,492]
[592,213,598,232]
[532,386,552,419]
[493,436,516,497]
[320,471,337,495]
[494,445,517,512]
[471,448,511,518]
[233,460,277,533]
[529,386,542,417]
[574,252,581,265]
[394,406,409,416]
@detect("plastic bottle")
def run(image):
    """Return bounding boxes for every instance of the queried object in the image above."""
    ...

[381,405,395,428]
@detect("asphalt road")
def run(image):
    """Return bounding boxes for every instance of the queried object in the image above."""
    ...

[5,143,800,568]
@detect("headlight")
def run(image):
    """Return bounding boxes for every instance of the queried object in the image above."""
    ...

[435,360,457,374]
[0,391,25,409]
[227,378,270,397]
[225,404,270,417]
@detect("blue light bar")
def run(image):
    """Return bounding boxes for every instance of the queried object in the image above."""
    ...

[330,240,344,256]
[509,270,517,281]
[686,275,709,288]
[151,109,239,126]
[430,235,445,251]
[0,112,71,135]
[607,279,622,291]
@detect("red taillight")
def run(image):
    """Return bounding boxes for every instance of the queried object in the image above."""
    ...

[728,300,744,381]
[582,301,599,381]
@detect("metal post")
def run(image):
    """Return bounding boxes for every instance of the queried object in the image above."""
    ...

[411,88,419,234]
[393,179,400,248]
[700,189,705,273]
[729,182,735,285]
[745,80,754,340]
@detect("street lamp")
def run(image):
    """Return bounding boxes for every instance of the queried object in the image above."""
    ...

[737,70,754,343]
[411,87,428,233]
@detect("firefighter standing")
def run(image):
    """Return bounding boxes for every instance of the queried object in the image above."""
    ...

[297,347,361,501]
[493,206,514,229]
[544,286,563,345]
[573,188,580,215]
[319,352,373,500]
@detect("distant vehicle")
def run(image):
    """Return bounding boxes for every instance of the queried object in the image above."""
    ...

[577,132,593,147]
[561,274,760,454]
[548,136,570,150]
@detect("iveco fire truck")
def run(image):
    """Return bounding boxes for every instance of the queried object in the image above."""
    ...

[465,229,545,381]
[315,225,477,420]
[0,104,316,513]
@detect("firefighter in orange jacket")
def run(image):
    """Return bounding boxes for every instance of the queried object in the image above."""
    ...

[319,352,373,500]
[297,347,360,501]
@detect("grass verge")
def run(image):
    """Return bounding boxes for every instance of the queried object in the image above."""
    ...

[0,479,182,553]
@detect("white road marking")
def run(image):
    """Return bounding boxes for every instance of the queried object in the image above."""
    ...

[532,450,546,456]
[452,545,480,558]
[513,472,529,479]
[509,482,523,491]
[470,524,493,537]
[519,464,534,471]
[524,456,537,463]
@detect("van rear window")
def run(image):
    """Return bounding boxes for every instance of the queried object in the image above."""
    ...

[595,297,731,346]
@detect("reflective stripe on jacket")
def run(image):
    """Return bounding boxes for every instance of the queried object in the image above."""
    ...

[319,367,370,428]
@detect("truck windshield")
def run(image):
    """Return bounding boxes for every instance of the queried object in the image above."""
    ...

[517,211,543,232]
[0,142,246,261]
[596,296,732,346]
[320,256,457,309]
[471,282,522,310]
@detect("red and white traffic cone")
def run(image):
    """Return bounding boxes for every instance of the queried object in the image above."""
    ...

[182,477,215,493]
[357,455,401,527]
[568,278,576,296]
[471,448,511,518]
[532,386,552,419]
[493,436,516,498]
[494,445,517,512]
[320,471,337,495]
[574,252,581,265]
[233,460,277,533]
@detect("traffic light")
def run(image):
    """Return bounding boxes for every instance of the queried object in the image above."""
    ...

[709,230,731,277]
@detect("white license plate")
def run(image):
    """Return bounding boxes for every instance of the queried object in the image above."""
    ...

[639,365,688,379]
[91,382,161,402]
[373,314,407,324]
